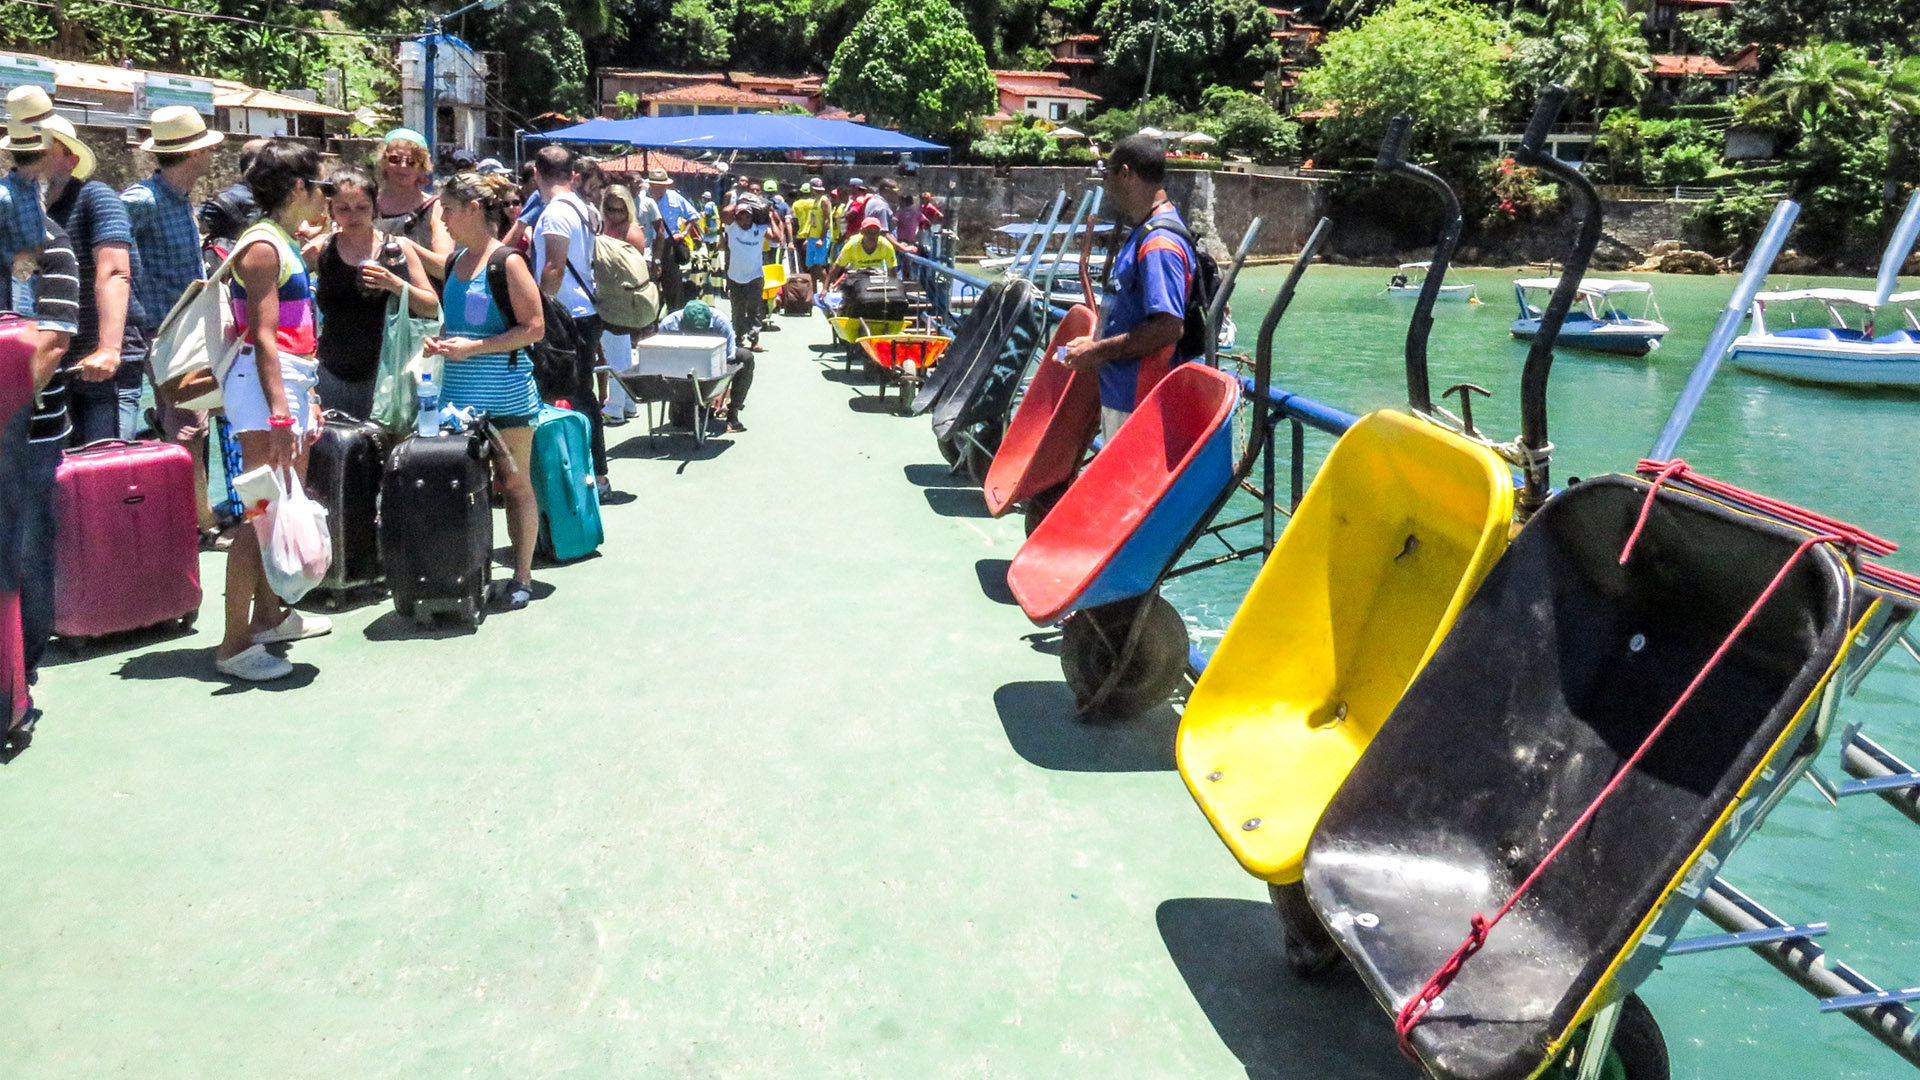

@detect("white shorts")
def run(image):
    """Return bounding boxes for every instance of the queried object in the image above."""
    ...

[222,348,319,435]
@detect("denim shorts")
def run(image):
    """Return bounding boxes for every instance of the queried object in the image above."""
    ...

[222,348,318,434]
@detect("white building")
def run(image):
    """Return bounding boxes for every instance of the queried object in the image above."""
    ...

[0,50,345,139]
[399,35,500,155]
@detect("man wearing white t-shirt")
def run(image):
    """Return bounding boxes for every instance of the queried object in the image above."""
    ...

[530,144,611,496]
[723,205,770,352]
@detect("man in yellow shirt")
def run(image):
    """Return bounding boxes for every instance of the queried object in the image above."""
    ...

[830,216,898,286]
[792,177,830,291]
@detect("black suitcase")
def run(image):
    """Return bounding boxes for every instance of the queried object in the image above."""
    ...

[842,272,909,321]
[378,427,493,625]
[307,411,388,600]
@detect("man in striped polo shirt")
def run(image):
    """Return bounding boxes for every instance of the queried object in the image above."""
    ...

[3,199,79,722]
[1061,135,1194,440]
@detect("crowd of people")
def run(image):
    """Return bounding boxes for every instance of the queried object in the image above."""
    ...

[0,83,966,717]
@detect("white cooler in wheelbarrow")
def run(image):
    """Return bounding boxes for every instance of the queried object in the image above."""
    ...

[603,334,739,449]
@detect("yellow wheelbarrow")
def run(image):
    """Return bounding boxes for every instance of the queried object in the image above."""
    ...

[857,333,951,415]
[1175,410,1515,963]
[1175,115,1524,975]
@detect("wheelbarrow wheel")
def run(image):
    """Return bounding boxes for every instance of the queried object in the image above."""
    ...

[937,433,962,466]
[1061,592,1188,719]
[1023,481,1070,537]
[1545,993,1668,1080]
[1268,881,1344,978]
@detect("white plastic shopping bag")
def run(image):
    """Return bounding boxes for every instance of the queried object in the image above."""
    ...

[260,468,332,604]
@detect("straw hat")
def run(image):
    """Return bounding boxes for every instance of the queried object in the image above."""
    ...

[139,105,225,154]
[645,167,674,186]
[2,86,96,181]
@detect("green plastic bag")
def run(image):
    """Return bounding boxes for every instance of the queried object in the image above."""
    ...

[369,294,443,436]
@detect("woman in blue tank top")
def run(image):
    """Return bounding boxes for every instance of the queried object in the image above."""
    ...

[425,172,546,610]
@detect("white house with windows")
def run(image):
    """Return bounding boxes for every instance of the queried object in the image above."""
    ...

[983,70,1100,132]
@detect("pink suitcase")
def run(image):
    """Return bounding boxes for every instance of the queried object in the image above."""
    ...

[53,440,202,641]
[2,315,33,726]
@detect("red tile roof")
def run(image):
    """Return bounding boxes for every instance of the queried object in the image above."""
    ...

[600,69,727,83]
[1646,53,1735,77]
[728,72,823,93]
[994,71,1101,100]
[645,84,791,107]
[1055,33,1101,43]
[597,149,721,176]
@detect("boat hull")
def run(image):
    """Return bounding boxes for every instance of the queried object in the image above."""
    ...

[1387,284,1477,302]
[1729,335,1920,387]
[1510,320,1663,356]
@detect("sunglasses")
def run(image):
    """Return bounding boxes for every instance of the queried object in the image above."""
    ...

[305,177,336,197]
[385,153,416,166]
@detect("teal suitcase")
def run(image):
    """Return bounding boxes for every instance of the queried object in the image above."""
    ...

[530,405,603,562]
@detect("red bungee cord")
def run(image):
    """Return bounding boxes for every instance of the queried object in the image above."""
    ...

[1393,463,1852,1063]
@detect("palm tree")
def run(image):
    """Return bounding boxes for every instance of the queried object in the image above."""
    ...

[1756,42,1881,128]
[1879,55,1920,202]
[1548,0,1650,116]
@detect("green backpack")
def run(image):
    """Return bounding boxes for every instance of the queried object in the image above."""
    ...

[589,234,660,333]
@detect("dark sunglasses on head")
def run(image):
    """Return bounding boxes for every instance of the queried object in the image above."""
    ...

[306,177,336,197]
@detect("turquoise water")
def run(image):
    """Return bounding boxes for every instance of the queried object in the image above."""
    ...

[1167,264,1920,1079]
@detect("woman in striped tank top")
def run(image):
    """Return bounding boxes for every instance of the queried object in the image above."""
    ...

[426,171,546,610]
[214,139,334,682]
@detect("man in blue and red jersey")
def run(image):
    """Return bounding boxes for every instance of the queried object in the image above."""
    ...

[1061,135,1193,440]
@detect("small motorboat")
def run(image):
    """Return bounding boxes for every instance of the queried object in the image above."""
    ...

[1386,261,1476,302]
[1511,277,1668,356]
[1728,189,1920,388]
[1728,288,1920,388]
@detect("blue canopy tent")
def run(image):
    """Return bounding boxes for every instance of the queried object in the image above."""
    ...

[533,114,945,154]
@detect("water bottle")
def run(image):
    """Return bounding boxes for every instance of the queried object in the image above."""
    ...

[415,371,439,438]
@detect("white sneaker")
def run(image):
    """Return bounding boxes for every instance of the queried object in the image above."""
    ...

[215,644,294,682]
[253,609,333,646]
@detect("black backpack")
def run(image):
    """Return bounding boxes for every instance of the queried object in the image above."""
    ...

[734,192,773,227]
[437,246,580,401]
[1108,218,1220,361]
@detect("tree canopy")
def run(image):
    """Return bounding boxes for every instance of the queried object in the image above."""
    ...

[822,0,996,136]
[1296,0,1509,156]
[1092,0,1279,105]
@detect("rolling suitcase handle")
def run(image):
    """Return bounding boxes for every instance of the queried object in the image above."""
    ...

[66,438,146,455]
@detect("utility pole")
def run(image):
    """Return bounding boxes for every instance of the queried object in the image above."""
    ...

[1139,0,1165,107]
